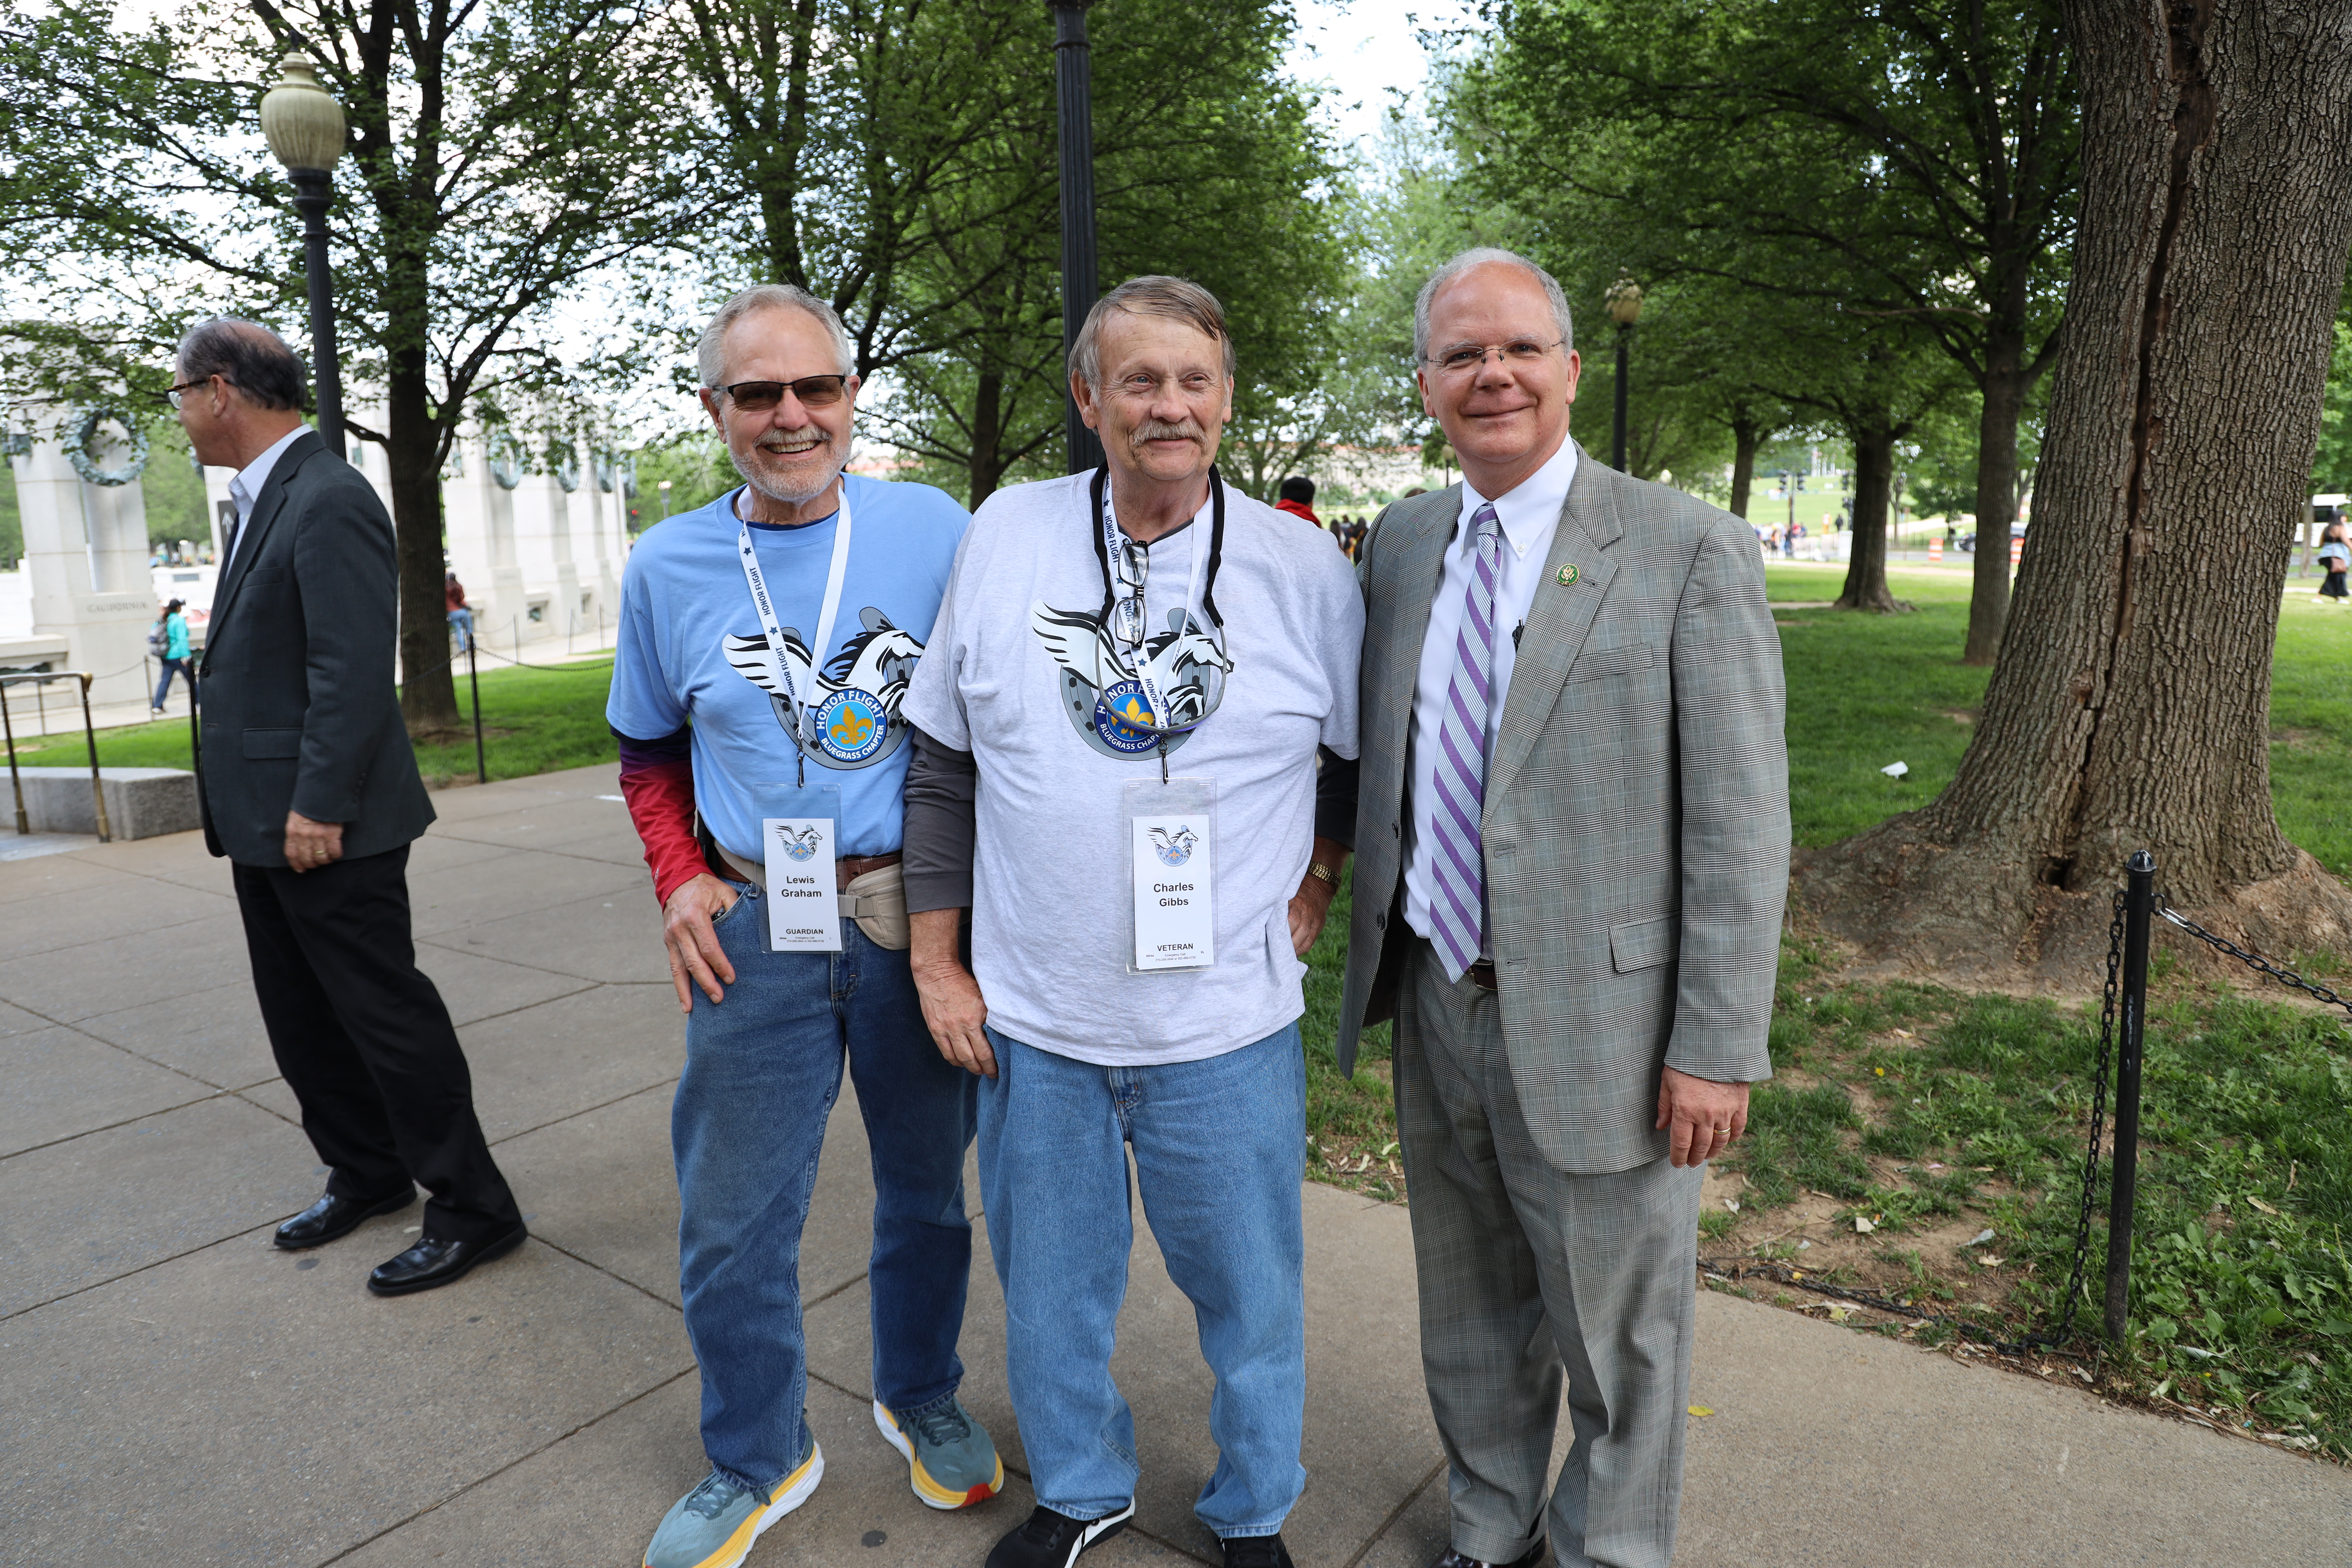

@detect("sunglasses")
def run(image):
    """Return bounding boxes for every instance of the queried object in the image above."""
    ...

[719,375,850,412]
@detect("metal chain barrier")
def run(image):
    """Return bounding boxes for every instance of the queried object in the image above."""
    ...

[1703,886,2135,1361]
[1712,859,2352,1360]
[2155,899,2352,1025]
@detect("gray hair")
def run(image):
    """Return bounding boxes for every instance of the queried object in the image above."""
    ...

[177,317,305,411]
[1412,247,1576,363]
[1069,275,1236,391]
[697,284,855,389]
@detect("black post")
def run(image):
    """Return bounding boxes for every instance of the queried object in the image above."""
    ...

[1052,1,1105,475]
[77,674,112,843]
[468,637,487,785]
[2104,849,2156,1341]
[1,676,27,834]
[288,167,344,457]
[1612,323,1631,472]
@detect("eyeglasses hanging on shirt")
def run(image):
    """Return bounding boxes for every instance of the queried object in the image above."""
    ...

[1088,465,1233,749]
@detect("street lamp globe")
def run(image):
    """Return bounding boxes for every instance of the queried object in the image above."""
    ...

[259,55,345,173]
[1604,276,1644,328]
[257,55,348,455]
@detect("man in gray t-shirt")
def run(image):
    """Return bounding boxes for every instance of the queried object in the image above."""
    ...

[901,277,1361,1568]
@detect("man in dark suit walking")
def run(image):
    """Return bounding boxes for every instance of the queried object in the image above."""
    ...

[174,318,525,1296]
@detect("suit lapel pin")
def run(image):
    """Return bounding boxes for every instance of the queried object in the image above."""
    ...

[1557,563,1580,587]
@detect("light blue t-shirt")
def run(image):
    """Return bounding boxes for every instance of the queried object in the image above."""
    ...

[607,475,968,860]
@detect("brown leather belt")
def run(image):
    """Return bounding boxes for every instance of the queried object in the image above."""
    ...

[835,852,902,888]
[1466,959,1499,991]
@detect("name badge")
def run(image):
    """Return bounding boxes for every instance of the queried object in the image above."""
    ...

[762,814,842,952]
[1124,777,1215,972]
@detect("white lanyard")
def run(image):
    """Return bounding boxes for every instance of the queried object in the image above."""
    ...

[1100,485,1210,730]
[735,480,854,751]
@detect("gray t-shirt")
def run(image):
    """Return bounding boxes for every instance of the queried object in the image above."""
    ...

[902,470,1364,1066]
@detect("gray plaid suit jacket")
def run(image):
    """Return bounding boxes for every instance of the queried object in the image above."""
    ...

[1336,442,1789,1174]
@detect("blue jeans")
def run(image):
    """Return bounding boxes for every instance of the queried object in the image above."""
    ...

[153,658,195,709]
[676,882,978,1493]
[447,608,474,650]
[979,1023,1308,1539]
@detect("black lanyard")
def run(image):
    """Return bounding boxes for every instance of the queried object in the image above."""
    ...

[1090,464,1226,633]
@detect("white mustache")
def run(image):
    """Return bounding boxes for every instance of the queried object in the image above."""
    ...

[1133,420,1204,443]
[756,428,828,456]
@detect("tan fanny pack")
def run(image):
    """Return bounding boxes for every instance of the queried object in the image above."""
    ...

[715,846,911,951]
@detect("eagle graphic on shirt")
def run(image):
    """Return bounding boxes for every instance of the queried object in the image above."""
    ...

[723,606,923,770]
[1031,600,1232,761]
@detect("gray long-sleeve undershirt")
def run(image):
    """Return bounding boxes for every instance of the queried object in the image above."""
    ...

[903,725,978,913]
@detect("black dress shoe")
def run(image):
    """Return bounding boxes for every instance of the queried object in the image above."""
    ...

[1224,1534,1294,1568]
[273,1188,415,1250]
[1432,1544,1546,1568]
[367,1222,528,1296]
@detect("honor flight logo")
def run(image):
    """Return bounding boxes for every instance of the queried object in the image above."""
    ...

[1031,601,1233,761]
[1148,825,1199,866]
[723,608,922,769]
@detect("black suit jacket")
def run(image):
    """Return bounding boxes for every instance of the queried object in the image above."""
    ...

[197,430,436,867]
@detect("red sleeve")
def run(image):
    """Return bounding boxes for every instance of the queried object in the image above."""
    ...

[615,725,708,907]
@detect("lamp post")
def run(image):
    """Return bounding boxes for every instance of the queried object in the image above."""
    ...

[1604,276,1643,472]
[258,55,348,457]
[1050,1,1105,475]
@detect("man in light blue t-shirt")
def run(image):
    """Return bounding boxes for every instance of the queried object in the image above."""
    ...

[607,285,1003,1568]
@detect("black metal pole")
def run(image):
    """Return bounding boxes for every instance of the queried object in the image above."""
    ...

[1612,323,1631,472]
[2105,849,2155,1341]
[77,674,112,843]
[288,167,344,458]
[469,636,487,785]
[1,676,27,834]
[1052,1,1105,475]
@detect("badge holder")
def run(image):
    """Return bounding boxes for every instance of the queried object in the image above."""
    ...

[755,776,842,953]
[1123,775,1216,974]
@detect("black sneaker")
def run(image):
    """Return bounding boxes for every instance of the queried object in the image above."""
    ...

[1224,1534,1295,1568]
[985,1502,1134,1568]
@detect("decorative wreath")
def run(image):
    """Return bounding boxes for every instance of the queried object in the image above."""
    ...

[68,407,150,486]
[554,444,581,493]
[488,433,526,490]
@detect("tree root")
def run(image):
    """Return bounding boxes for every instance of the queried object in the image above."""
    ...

[1794,816,2352,990]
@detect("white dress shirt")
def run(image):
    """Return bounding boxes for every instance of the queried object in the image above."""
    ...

[222,425,313,567]
[1402,435,1580,954]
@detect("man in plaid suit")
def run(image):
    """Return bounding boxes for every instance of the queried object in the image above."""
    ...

[1325,248,1788,1568]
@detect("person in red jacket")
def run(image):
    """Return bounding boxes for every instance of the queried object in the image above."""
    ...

[1274,474,1322,529]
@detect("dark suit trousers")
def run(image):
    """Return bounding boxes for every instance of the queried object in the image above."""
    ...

[231,845,521,1244]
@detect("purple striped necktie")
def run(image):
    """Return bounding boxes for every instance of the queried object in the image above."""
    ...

[1428,502,1503,982]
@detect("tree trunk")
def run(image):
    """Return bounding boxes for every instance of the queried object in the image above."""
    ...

[1728,415,1759,519]
[388,367,461,736]
[1799,0,2352,980]
[967,366,1005,506]
[1960,352,2029,664]
[1834,421,1905,612]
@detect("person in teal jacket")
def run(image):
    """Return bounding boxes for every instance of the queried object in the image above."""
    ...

[151,597,197,714]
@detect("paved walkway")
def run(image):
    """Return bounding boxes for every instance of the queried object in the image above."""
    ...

[4,763,2348,1567]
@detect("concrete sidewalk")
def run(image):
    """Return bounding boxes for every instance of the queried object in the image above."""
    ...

[2,763,2347,1567]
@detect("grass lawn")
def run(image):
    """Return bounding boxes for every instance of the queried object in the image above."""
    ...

[0,654,623,787]
[1706,942,2352,1459]
[1763,560,2352,873]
